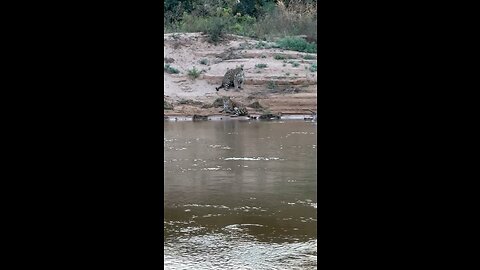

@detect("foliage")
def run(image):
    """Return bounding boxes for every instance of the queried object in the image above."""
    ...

[267,80,277,89]
[276,36,316,53]
[164,64,180,74]
[187,66,201,79]
[164,0,317,44]
[205,17,230,44]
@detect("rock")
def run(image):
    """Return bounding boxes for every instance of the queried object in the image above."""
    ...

[269,87,303,94]
[212,97,225,108]
[248,101,263,109]
[164,100,174,110]
[259,112,281,120]
[308,110,317,122]
[177,99,203,106]
[201,104,214,109]
[218,48,243,60]
[192,115,208,121]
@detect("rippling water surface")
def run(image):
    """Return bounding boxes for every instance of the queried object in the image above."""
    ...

[164,120,317,269]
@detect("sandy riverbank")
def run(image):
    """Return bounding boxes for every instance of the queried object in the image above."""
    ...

[164,33,317,117]
[164,114,316,122]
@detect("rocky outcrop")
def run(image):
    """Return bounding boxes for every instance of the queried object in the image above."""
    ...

[259,112,282,120]
[192,114,208,121]
[164,100,174,110]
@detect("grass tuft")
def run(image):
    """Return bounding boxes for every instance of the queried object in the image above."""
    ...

[187,66,200,79]
[255,63,268,69]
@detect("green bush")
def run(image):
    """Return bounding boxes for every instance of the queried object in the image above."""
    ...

[309,63,317,72]
[267,81,277,89]
[187,66,200,79]
[276,37,316,53]
[256,41,267,48]
[164,64,180,74]
[164,1,317,43]
[229,15,256,36]
[255,63,268,69]
[205,17,230,44]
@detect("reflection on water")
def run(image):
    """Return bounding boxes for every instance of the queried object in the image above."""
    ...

[164,120,317,269]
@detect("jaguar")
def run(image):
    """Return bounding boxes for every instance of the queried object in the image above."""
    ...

[220,97,248,116]
[216,66,245,91]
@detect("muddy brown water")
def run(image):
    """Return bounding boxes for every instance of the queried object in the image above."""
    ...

[164,120,317,269]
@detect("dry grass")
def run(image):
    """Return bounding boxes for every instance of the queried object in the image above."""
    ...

[254,0,316,42]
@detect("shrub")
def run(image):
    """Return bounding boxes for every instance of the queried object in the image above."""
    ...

[267,80,277,89]
[187,66,200,79]
[176,14,231,44]
[204,17,230,44]
[252,2,316,42]
[254,40,277,49]
[276,36,316,53]
[164,64,180,74]
[199,59,209,65]
[229,16,256,37]
[309,63,317,72]
[274,54,286,60]
[303,54,316,60]
[255,63,268,69]
[255,41,266,48]
[164,0,317,42]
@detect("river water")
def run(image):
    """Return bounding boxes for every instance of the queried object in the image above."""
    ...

[164,120,317,269]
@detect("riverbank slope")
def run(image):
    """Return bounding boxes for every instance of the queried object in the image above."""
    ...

[164,33,317,117]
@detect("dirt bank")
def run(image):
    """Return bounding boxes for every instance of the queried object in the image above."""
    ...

[164,33,317,117]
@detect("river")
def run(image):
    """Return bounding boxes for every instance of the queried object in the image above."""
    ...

[164,120,317,269]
